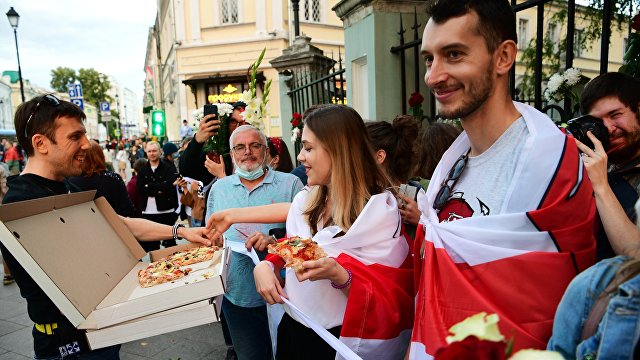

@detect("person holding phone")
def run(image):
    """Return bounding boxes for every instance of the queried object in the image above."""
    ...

[179,101,246,184]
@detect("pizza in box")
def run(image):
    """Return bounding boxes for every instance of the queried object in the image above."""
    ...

[138,246,218,288]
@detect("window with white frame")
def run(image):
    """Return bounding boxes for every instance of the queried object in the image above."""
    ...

[220,0,239,24]
[302,0,321,23]
[518,18,529,50]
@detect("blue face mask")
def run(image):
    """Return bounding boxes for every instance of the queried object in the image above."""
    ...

[235,165,265,180]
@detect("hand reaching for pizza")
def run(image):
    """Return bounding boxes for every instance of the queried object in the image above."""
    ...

[245,232,276,252]
[179,226,213,247]
[254,261,288,304]
[295,257,350,288]
[205,209,234,241]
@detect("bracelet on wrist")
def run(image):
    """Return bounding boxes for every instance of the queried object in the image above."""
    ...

[330,268,352,290]
[172,223,185,241]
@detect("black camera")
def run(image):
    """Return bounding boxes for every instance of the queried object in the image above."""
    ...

[565,115,610,151]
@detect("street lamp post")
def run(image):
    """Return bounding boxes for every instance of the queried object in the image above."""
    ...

[6,7,25,103]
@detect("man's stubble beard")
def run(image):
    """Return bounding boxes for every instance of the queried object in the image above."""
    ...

[609,112,640,165]
[436,62,494,120]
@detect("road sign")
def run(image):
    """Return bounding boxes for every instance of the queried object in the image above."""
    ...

[71,98,84,110]
[114,129,121,137]
[100,102,110,112]
[67,83,83,99]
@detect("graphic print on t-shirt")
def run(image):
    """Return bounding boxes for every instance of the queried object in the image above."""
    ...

[437,192,491,223]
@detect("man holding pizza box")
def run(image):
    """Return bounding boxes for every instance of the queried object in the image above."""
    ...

[0,94,214,360]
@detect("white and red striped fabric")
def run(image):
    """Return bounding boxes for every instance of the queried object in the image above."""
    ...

[409,102,597,359]
[283,190,415,359]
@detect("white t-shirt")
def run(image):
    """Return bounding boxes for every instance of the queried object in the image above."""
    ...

[438,117,528,222]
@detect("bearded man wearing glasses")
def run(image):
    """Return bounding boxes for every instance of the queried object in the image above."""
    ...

[0,95,213,360]
[204,124,302,360]
[408,0,597,358]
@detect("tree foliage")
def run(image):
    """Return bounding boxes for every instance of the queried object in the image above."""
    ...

[517,0,639,99]
[49,67,113,107]
[49,67,76,92]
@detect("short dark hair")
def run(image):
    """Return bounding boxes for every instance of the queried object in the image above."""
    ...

[428,0,517,53]
[14,95,85,156]
[580,72,640,114]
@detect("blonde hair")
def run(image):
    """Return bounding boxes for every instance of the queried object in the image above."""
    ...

[146,141,161,152]
[302,104,393,234]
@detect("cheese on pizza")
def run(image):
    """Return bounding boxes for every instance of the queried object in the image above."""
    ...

[138,260,192,288]
[267,236,327,272]
[137,246,219,288]
[166,246,217,266]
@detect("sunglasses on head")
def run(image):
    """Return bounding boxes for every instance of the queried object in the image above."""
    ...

[24,94,61,140]
[433,149,470,211]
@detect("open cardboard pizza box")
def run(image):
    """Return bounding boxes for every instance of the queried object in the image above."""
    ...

[0,191,230,349]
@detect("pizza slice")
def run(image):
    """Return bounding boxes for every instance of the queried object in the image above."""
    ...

[166,246,218,266]
[138,260,193,288]
[267,236,327,272]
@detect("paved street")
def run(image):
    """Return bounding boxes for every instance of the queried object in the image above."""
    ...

[0,260,229,360]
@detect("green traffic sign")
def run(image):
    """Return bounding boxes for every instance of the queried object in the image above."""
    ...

[150,110,166,137]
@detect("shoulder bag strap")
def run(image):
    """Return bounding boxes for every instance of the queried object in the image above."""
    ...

[581,271,627,340]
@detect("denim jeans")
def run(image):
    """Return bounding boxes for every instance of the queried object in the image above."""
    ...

[34,344,120,360]
[548,256,640,359]
[221,296,272,360]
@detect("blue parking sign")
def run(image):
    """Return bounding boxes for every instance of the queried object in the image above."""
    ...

[100,102,110,112]
[71,98,84,110]
[67,83,83,99]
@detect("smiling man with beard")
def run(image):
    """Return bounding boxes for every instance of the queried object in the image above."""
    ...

[0,95,213,360]
[409,0,596,357]
[204,124,302,360]
[577,72,640,260]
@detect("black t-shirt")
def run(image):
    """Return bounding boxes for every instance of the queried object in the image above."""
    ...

[0,173,91,357]
[68,171,136,217]
[596,170,640,260]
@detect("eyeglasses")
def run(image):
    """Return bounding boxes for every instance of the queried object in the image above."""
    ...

[433,149,470,211]
[24,94,61,140]
[232,142,265,155]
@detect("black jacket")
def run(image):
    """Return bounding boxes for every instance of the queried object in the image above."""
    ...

[178,135,233,184]
[136,158,179,212]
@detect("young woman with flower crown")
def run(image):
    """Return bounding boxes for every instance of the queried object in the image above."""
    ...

[207,104,414,359]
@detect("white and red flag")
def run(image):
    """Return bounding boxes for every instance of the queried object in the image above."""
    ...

[283,190,415,359]
[409,102,596,359]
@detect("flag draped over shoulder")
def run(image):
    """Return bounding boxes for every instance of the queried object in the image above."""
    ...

[285,190,415,359]
[409,102,596,359]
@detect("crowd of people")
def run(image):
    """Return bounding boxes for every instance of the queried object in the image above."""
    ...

[0,0,639,359]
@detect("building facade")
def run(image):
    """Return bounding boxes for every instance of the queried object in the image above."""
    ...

[333,0,634,122]
[144,0,345,140]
